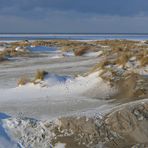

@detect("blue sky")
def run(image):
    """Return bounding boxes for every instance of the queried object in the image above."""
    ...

[0,0,148,33]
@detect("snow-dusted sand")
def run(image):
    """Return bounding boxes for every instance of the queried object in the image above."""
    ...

[0,71,115,120]
[1,40,147,147]
[0,48,115,120]
[0,46,117,147]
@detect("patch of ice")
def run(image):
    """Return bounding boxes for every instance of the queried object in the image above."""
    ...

[62,52,75,57]
[83,51,103,57]
[0,137,18,148]
[54,143,66,148]
[0,113,19,148]
[27,46,58,53]
[43,73,73,87]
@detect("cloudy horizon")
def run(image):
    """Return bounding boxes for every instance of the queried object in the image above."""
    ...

[0,0,148,33]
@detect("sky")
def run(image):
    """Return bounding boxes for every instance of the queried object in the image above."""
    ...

[0,0,148,33]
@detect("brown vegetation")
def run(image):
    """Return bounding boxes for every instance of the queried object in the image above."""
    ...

[0,47,30,60]
[17,76,31,86]
[74,46,90,56]
[17,70,48,86]
[0,53,6,61]
[115,52,131,66]
[35,70,48,80]
[89,40,148,101]
[140,56,148,66]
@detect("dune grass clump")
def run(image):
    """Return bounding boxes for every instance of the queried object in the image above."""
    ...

[0,53,5,61]
[115,52,131,66]
[11,41,30,48]
[17,76,31,86]
[17,70,49,86]
[91,59,113,73]
[99,59,111,69]
[74,46,90,56]
[94,40,138,48]
[60,46,72,52]
[0,47,30,58]
[144,40,148,44]
[135,49,148,67]
[140,56,148,66]
[35,70,48,81]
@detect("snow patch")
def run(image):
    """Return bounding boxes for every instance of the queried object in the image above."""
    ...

[0,113,19,148]
[0,71,112,101]
[0,46,5,51]
[62,52,75,57]
[83,51,103,57]
[54,143,66,148]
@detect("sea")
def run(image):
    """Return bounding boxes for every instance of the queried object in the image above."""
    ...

[0,33,148,41]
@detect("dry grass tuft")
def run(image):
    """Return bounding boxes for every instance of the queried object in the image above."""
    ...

[115,52,131,66]
[91,59,112,72]
[35,70,48,80]
[74,46,90,56]
[0,53,5,61]
[140,56,148,66]
[17,70,49,86]
[17,76,31,86]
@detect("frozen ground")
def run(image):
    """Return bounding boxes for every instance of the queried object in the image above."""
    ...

[0,45,116,147]
[0,46,114,120]
[0,49,99,89]
[0,71,115,119]
[0,42,147,147]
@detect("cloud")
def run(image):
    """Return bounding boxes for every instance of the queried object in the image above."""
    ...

[1,12,148,33]
[0,0,148,33]
[0,0,148,18]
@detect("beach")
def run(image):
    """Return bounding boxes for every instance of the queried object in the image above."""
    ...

[0,35,147,147]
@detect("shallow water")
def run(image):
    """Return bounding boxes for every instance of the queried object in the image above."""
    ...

[1,33,148,41]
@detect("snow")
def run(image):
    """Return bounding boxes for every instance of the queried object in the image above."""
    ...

[50,55,63,59]
[0,46,5,51]
[137,66,148,76]
[0,71,115,119]
[62,51,103,57]
[62,52,75,57]
[15,47,21,51]
[0,42,117,147]
[0,38,147,147]
[0,71,113,101]
[83,51,103,57]
[54,143,66,148]
[0,113,18,148]
[2,117,54,148]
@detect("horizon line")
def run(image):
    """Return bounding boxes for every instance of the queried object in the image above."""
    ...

[1,33,148,35]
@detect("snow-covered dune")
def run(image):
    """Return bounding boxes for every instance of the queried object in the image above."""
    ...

[0,39,147,147]
[0,72,115,119]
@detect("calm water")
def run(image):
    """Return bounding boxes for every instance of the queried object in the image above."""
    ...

[0,34,148,41]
